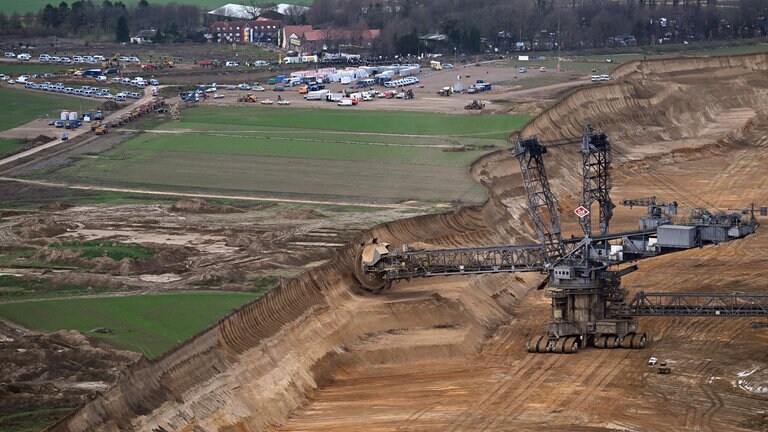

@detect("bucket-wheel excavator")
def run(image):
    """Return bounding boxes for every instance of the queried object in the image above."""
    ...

[356,124,768,353]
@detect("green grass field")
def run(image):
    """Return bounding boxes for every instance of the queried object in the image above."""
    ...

[49,240,155,260]
[0,408,73,432]
[174,106,527,137]
[0,292,261,358]
[34,106,529,204]
[0,63,66,75]
[0,274,123,300]
[0,137,23,155]
[0,0,311,15]
[0,87,100,132]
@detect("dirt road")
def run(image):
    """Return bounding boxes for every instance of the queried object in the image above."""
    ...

[0,176,426,209]
[0,88,156,167]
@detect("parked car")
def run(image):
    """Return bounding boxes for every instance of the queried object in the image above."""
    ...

[237,83,251,90]
[4,52,15,58]
[17,53,31,61]
[225,61,239,67]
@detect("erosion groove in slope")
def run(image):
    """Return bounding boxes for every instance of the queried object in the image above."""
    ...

[48,53,768,432]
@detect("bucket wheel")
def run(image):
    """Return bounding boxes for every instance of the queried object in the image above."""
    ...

[353,246,391,293]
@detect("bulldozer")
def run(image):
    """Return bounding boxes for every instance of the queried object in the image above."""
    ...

[238,93,259,103]
[94,125,108,135]
[464,99,485,110]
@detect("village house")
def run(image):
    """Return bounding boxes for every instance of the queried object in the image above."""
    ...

[281,25,380,52]
[210,18,282,44]
[130,29,157,44]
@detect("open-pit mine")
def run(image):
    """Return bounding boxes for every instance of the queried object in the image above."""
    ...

[26,53,768,431]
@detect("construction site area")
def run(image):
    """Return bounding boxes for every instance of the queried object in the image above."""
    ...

[1,49,768,432]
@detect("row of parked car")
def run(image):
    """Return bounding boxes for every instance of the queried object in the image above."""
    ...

[3,52,142,64]
[110,76,159,89]
[383,76,420,88]
[20,80,142,102]
[4,52,31,60]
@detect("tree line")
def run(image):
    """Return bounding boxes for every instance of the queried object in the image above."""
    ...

[0,0,205,43]
[0,0,767,52]
[308,0,768,55]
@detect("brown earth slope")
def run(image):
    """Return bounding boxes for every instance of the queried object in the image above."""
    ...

[48,54,768,431]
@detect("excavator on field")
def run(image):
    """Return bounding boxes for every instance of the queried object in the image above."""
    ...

[464,99,485,110]
[357,124,768,354]
[238,93,259,103]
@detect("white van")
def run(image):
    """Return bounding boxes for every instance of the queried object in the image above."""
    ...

[337,98,354,106]
[17,53,31,61]
[39,54,51,62]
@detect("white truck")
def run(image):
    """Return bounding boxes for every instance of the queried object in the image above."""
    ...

[304,89,330,100]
